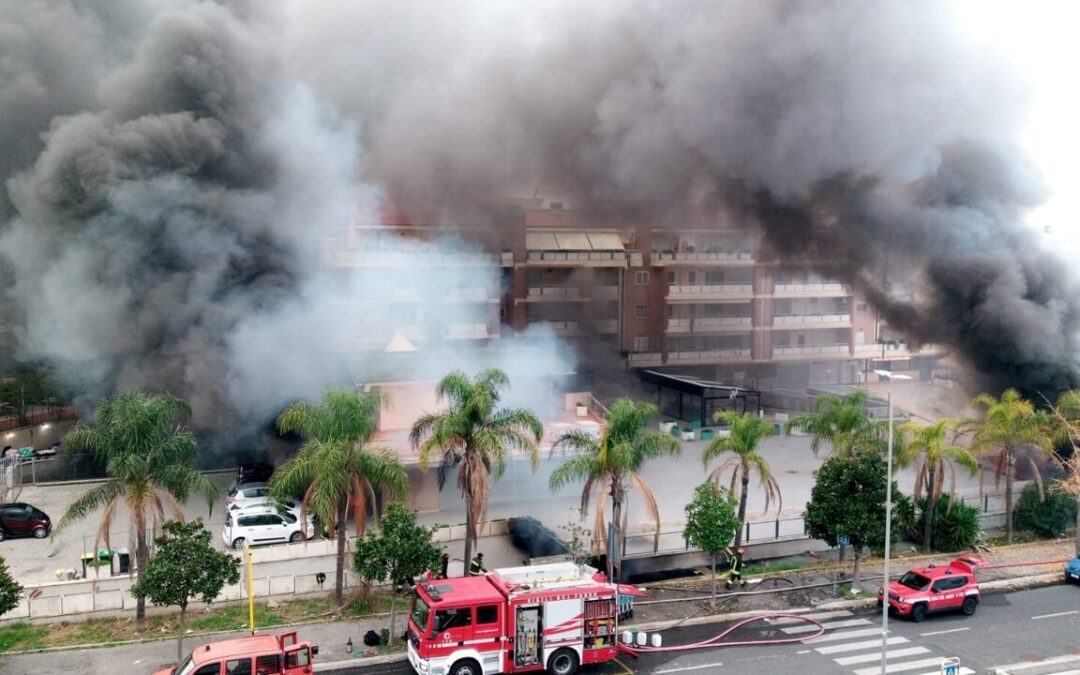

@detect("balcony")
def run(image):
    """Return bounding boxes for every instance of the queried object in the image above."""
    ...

[693,317,753,332]
[772,282,849,298]
[593,319,618,334]
[323,248,499,268]
[628,352,664,367]
[501,251,515,267]
[772,314,852,328]
[446,288,490,302]
[652,251,755,266]
[854,343,943,358]
[526,286,584,302]
[666,318,692,334]
[530,320,582,336]
[667,283,753,302]
[772,344,851,359]
[667,348,752,364]
[628,251,644,267]
[592,285,619,301]
[446,324,495,340]
[526,251,628,267]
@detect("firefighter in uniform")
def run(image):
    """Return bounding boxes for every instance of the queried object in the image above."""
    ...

[724,546,746,590]
[469,552,487,576]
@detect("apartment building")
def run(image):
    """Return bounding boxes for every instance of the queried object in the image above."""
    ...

[321,200,937,397]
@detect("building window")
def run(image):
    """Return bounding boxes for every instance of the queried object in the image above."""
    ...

[635,271,650,285]
[688,271,697,284]
[635,305,648,319]
[667,271,675,284]
[634,336,649,351]
[856,302,868,312]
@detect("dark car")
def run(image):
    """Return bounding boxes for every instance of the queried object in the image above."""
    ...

[0,503,51,541]
[1065,556,1080,584]
[236,462,274,486]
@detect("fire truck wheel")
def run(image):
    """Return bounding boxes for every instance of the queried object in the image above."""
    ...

[549,648,579,675]
[961,596,978,616]
[449,658,482,675]
[911,603,928,623]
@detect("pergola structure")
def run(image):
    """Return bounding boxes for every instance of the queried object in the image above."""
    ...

[640,370,762,427]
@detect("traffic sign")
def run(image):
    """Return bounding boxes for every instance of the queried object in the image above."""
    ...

[837,534,850,546]
[941,657,960,675]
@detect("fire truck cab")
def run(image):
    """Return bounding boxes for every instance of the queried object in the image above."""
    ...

[406,562,639,675]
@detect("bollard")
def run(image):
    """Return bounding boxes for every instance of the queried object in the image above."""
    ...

[635,632,647,647]
[650,634,662,648]
[622,631,633,645]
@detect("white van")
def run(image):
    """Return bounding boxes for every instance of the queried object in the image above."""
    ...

[222,505,315,550]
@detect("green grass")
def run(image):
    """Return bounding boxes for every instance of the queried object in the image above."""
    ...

[743,561,806,576]
[0,623,49,653]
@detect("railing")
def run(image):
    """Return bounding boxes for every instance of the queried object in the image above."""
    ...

[773,314,852,325]
[593,319,618,333]
[666,318,692,332]
[531,321,580,335]
[773,282,847,293]
[667,348,751,361]
[628,352,663,364]
[0,407,77,432]
[527,286,582,300]
[652,251,754,263]
[668,283,753,295]
[773,344,850,356]
[325,250,499,266]
[14,453,108,484]
[694,316,752,329]
[446,288,488,301]
[526,251,627,263]
[592,285,619,300]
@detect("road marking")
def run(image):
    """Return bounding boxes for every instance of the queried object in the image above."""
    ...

[855,657,969,675]
[912,669,975,675]
[781,618,871,634]
[804,627,883,644]
[764,610,854,626]
[920,627,970,637]
[835,647,930,665]
[990,654,1080,672]
[1031,610,1079,620]
[612,658,634,675]
[797,649,810,654]
[815,636,909,654]
[654,663,723,674]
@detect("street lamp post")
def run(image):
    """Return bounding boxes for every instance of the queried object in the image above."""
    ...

[873,369,911,675]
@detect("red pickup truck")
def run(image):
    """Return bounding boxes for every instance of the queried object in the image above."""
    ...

[877,556,985,622]
[153,631,318,675]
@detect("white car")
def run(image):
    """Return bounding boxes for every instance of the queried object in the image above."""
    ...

[222,505,315,550]
[226,483,302,515]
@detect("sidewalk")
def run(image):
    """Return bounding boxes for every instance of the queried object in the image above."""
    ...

[2,538,1074,674]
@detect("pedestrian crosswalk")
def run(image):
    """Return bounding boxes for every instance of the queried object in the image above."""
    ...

[765,610,976,675]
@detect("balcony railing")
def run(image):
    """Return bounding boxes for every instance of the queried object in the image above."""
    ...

[652,251,754,263]
[666,318,692,333]
[668,283,753,296]
[694,316,752,329]
[526,251,627,264]
[628,352,663,365]
[593,319,618,333]
[324,249,498,267]
[772,344,850,356]
[530,320,581,336]
[527,286,582,300]
[592,285,619,300]
[772,313,851,325]
[446,324,492,339]
[667,348,751,362]
[773,282,847,294]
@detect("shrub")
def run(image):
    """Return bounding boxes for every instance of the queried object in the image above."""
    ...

[910,496,981,552]
[1014,480,1077,538]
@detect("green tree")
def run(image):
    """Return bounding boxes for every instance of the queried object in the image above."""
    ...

[703,412,781,548]
[410,369,543,575]
[58,391,215,631]
[271,388,409,607]
[0,555,22,617]
[131,520,240,662]
[897,419,979,553]
[785,390,890,457]
[683,483,740,609]
[957,389,1053,543]
[1048,390,1080,555]
[353,502,441,646]
[548,398,681,578]
[805,449,897,588]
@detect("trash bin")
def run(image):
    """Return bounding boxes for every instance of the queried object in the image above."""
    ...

[98,549,116,575]
[117,548,131,574]
[80,553,95,579]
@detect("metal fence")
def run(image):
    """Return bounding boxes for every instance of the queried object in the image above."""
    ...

[15,453,108,484]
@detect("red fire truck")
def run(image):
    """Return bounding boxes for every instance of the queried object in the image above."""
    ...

[406,562,643,675]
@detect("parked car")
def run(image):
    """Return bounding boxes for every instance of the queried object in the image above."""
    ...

[877,555,985,622]
[236,462,274,486]
[222,505,314,550]
[1065,556,1080,584]
[154,631,318,675]
[226,482,271,511]
[0,502,52,541]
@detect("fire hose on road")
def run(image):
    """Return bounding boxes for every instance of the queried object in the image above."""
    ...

[616,612,826,657]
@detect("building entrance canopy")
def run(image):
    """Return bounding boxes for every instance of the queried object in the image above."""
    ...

[640,370,762,428]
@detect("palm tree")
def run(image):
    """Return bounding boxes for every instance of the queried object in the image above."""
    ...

[58,391,215,631]
[1048,390,1080,555]
[410,369,543,575]
[897,419,979,553]
[957,389,1053,543]
[784,390,889,456]
[548,398,680,578]
[271,388,409,606]
[703,412,781,549]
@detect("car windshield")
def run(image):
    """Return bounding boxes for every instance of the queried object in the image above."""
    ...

[174,654,196,675]
[410,594,430,633]
[898,571,931,590]
[228,485,239,497]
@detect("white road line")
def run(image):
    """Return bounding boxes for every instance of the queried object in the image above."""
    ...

[991,654,1080,672]
[855,657,967,675]
[781,618,871,634]
[920,627,970,637]
[815,637,909,655]
[835,647,930,666]
[804,627,883,644]
[764,610,854,626]
[1031,610,1079,620]
[654,663,723,674]
[913,669,975,675]
[797,649,810,654]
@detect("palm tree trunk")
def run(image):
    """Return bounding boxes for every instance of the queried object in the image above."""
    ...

[610,486,623,581]
[463,490,475,579]
[923,466,936,554]
[334,498,348,606]
[135,529,149,631]
[177,603,187,663]
[734,469,750,548]
[1005,450,1015,544]
[852,546,861,589]
[710,552,717,609]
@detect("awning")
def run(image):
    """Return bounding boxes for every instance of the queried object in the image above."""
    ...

[586,232,625,251]
[525,230,626,251]
[553,231,592,250]
[526,231,559,250]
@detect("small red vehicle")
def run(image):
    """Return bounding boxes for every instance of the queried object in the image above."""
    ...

[877,555,985,622]
[153,631,318,675]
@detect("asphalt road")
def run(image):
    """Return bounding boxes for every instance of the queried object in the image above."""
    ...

[333,585,1080,675]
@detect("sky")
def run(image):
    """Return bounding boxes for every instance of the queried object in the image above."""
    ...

[953,0,1080,247]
